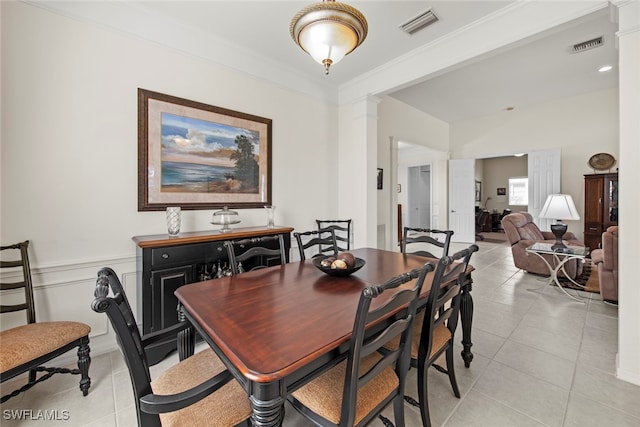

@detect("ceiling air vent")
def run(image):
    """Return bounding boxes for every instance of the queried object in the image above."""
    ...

[571,36,604,53]
[400,8,439,35]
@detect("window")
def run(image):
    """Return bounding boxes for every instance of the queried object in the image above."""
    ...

[509,177,528,206]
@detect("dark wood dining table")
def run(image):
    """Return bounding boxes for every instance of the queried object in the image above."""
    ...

[175,247,475,427]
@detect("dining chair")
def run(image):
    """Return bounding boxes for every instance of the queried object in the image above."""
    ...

[287,262,435,427]
[294,229,338,260]
[401,227,454,259]
[1,240,91,404]
[91,267,251,427]
[387,243,478,427]
[224,234,287,274]
[316,219,351,255]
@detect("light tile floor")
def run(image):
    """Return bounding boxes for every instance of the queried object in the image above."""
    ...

[2,240,639,426]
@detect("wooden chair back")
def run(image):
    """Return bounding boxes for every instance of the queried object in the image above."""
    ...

[93,268,156,425]
[316,219,351,254]
[224,234,287,274]
[0,241,36,324]
[401,227,453,259]
[294,229,338,260]
[415,243,478,427]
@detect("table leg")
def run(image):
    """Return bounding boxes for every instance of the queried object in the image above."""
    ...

[460,274,474,368]
[249,381,285,427]
[526,252,585,303]
[177,305,195,361]
[550,257,586,303]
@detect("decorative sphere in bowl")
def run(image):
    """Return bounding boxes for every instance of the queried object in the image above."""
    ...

[312,255,365,277]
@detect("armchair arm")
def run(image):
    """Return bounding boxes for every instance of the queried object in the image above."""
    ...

[141,320,191,348]
[591,248,604,265]
[139,369,233,414]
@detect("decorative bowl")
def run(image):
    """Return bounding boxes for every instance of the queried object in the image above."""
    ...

[312,256,366,277]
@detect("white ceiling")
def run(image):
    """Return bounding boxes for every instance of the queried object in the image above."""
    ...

[29,1,619,123]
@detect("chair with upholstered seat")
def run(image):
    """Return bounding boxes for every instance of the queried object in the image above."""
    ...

[384,244,478,427]
[501,212,585,279]
[294,229,338,261]
[91,267,251,427]
[224,234,287,274]
[287,262,435,427]
[316,219,351,255]
[1,240,91,403]
[401,227,453,259]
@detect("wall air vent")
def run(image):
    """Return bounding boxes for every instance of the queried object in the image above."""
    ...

[399,8,439,35]
[571,36,604,53]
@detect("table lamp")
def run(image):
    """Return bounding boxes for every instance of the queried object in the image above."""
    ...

[539,194,580,250]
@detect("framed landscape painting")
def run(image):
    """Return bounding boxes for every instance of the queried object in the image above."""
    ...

[138,89,272,211]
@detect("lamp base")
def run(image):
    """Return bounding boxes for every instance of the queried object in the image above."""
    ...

[550,222,568,250]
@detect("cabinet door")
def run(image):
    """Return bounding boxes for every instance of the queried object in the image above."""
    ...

[584,176,604,226]
[150,265,193,333]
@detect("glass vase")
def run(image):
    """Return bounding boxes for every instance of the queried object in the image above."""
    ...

[264,205,276,228]
[166,207,181,235]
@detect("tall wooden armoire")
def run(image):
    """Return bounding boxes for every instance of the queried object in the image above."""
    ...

[583,173,618,250]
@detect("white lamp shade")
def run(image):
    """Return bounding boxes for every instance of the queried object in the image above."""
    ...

[539,194,580,220]
[298,21,357,66]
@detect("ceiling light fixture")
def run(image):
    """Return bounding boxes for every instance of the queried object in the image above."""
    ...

[290,0,368,75]
[598,65,613,73]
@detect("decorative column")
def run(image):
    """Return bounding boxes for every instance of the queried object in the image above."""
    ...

[613,0,640,386]
[337,95,380,249]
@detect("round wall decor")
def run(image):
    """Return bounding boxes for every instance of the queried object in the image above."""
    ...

[588,153,616,171]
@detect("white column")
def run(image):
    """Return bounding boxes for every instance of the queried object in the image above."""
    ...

[614,0,640,386]
[337,96,380,249]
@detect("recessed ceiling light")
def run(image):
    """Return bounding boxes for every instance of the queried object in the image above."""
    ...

[514,153,525,157]
[598,65,613,73]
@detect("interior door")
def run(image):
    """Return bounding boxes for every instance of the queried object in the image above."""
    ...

[528,149,561,230]
[448,158,475,242]
[408,165,431,229]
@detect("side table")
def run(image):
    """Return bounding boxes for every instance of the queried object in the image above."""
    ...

[525,242,590,302]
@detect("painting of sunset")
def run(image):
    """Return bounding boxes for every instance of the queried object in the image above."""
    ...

[161,113,260,194]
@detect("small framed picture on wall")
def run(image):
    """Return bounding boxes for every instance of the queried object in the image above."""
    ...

[377,168,383,190]
[497,187,506,196]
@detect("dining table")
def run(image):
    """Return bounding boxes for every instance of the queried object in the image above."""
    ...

[175,247,475,427]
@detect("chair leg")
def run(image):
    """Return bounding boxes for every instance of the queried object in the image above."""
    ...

[393,394,406,427]
[77,337,91,396]
[445,345,460,398]
[417,357,431,427]
[28,369,37,384]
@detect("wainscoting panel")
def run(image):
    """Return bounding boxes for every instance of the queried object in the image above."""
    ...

[0,254,138,361]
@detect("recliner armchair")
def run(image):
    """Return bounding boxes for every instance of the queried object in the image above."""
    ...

[501,212,585,279]
[591,226,618,304]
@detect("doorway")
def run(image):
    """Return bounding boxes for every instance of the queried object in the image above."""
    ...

[407,165,431,229]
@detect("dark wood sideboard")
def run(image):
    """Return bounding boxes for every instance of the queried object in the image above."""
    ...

[132,226,293,364]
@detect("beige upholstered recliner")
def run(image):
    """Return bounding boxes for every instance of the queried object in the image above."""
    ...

[501,212,585,279]
[591,226,618,304]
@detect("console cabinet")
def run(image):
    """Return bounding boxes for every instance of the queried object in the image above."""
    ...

[133,226,293,364]
[584,173,618,251]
